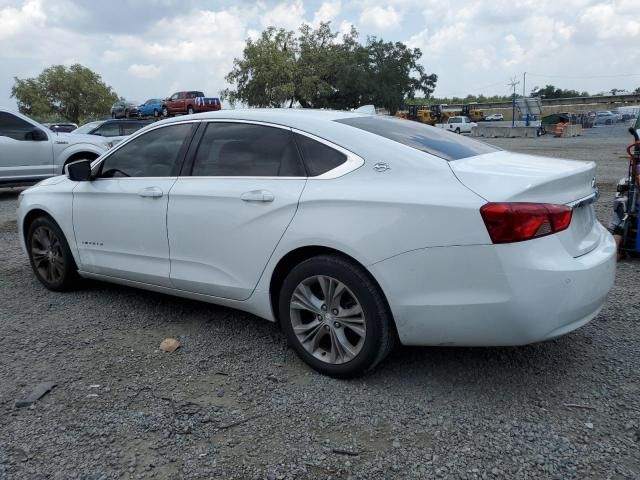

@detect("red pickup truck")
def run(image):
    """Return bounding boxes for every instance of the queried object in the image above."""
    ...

[162,91,222,116]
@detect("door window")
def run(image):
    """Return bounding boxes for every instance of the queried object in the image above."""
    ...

[94,123,121,137]
[293,133,347,176]
[191,123,305,177]
[98,123,193,178]
[0,112,45,141]
[121,122,148,136]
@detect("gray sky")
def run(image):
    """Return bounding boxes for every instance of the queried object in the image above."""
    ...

[1,0,639,109]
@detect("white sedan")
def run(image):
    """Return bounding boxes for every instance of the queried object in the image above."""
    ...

[17,109,616,377]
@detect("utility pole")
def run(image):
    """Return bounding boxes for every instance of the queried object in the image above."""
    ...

[523,72,526,98]
[508,77,520,127]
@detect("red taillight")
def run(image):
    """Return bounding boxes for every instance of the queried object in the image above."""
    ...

[480,202,573,244]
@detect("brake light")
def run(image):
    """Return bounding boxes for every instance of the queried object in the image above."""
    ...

[480,202,573,244]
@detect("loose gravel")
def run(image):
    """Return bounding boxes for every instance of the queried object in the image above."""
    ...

[1,124,639,480]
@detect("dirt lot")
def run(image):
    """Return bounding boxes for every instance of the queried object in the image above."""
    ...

[1,124,639,480]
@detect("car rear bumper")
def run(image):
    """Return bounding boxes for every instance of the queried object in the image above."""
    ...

[370,222,616,346]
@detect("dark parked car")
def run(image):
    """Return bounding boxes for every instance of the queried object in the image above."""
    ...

[43,122,78,133]
[72,119,151,138]
[111,100,139,119]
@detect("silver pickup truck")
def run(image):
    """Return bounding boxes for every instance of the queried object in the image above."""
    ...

[0,109,114,187]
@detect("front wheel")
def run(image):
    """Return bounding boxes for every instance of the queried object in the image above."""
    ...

[153,109,159,118]
[27,216,78,291]
[279,255,395,378]
[455,128,461,134]
[187,105,194,115]
[162,106,169,117]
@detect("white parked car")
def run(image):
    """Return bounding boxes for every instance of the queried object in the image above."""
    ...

[484,113,505,121]
[17,110,616,377]
[0,109,115,187]
[435,116,477,134]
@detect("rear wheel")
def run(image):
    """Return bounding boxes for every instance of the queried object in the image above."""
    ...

[455,128,461,134]
[27,216,78,291]
[279,255,395,378]
[153,109,159,118]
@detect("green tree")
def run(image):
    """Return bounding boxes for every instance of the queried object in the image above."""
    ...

[223,27,297,107]
[529,85,586,99]
[364,38,437,114]
[11,64,119,124]
[223,22,437,114]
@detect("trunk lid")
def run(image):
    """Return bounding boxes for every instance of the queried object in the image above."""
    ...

[450,151,601,257]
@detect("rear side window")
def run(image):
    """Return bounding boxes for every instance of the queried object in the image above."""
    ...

[294,133,347,176]
[335,116,498,161]
[98,123,193,178]
[192,123,305,177]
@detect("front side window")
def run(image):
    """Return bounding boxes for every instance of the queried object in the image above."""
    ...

[98,123,193,178]
[170,93,179,101]
[94,123,121,137]
[0,112,45,141]
[192,123,305,177]
[294,133,347,176]
[335,116,498,161]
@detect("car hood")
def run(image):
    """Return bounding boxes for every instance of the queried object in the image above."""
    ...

[57,132,111,146]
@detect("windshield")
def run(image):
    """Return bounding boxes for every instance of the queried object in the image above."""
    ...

[335,115,498,161]
[73,121,103,134]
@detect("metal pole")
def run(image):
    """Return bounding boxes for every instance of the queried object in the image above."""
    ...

[512,92,516,127]
[523,72,526,99]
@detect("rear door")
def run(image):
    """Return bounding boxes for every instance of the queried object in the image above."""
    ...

[168,121,307,300]
[0,112,53,182]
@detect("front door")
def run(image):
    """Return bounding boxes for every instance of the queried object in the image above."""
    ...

[168,122,307,300]
[73,122,196,286]
[0,112,53,183]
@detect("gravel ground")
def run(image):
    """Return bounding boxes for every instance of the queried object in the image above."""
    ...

[1,124,639,480]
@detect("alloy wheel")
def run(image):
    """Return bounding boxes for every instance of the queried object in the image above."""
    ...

[289,275,366,364]
[30,226,65,284]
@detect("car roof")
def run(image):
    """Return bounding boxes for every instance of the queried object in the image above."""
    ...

[159,108,370,128]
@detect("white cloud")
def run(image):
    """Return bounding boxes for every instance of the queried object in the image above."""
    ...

[359,5,401,31]
[127,63,162,79]
[1,0,640,109]
[0,0,45,40]
[313,0,341,25]
[260,0,306,30]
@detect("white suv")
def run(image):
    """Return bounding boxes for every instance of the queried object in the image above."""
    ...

[0,109,115,187]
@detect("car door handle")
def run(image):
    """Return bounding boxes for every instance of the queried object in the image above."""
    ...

[240,190,275,202]
[138,186,163,198]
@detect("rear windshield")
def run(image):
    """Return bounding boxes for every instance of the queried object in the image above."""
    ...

[335,115,498,161]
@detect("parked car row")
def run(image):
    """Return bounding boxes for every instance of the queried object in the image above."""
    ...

[112,91,222,120]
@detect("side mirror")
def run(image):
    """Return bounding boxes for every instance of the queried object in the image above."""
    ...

[65,159,93,182]
[25,128,48,141]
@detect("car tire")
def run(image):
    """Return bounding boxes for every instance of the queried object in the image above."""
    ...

[278,255,396,378]
[455,128,461,134]
[124,109,130,119]
[111,112,116,119]
[26,216,79,292]
[162,106,169,117]
[187,105,194,115]
[153,109,159,118]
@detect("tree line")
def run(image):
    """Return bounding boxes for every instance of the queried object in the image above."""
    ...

[222,22,437,115]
